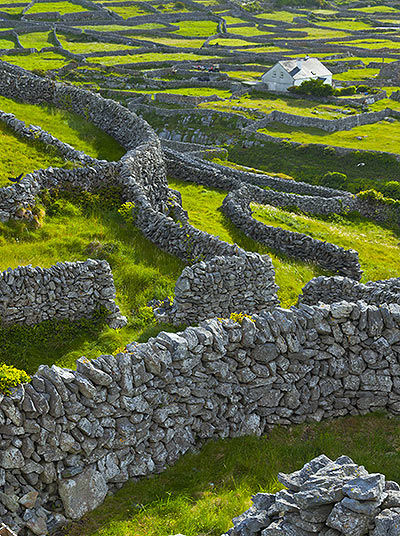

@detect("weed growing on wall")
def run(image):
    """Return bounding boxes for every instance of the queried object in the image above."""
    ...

[0,363,31,394]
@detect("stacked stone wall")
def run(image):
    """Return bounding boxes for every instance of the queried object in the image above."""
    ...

[0,260,126,328]
[2,300,400,533]
[245,108,391,134]
[299,275,400,307]
[222,186,362,280]
[0,61,279,324]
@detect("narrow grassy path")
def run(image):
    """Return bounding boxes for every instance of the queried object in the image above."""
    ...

[63,412,400,536]
[169,177,324,307]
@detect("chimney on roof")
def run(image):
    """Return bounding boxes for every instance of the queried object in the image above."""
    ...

[305,55,310,60]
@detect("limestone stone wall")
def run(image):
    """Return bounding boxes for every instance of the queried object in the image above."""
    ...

[299,275,400,307]
[2,300,400,533]
[0,259,126,328]
[245,109,391,134]
[154,252,279,325]
[222,186,362,280]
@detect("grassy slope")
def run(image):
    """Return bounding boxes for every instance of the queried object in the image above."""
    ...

[0,94,125,161]
[258,119,400,155]
[64,412,400,536]
[0,123,70,186]
[201,93,356,119]
[0,199,183,374]
[0,51,67,71]
[252,204,400,282]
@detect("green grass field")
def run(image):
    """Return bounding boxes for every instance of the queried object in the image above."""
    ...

[63,412,400,536]
[58,36,136,53]
[0,123,71,187]
[27,1,89,13]
[174,20,218,37]
[0,94,125,161]
[0,51,66,71]
[202,93,355,120]
[258,119,400,155]
[0,197,183,374]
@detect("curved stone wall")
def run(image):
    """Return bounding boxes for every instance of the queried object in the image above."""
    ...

[2,299,400,533]
[0,60,279,324]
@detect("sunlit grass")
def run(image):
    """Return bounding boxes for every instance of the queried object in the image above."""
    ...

[0,51,66,71]
[252,203,400,282]
[0,94,124,161]
[258,119,400,154]
[0,199,183,373]
[174,20,218,37]
[63,412,400,536]
[27,0,89,13]
[0,123,70,187]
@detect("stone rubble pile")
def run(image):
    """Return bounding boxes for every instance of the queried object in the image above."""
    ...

[223,454,400,536]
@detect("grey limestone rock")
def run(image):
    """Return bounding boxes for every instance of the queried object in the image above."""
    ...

[58,466,108,520]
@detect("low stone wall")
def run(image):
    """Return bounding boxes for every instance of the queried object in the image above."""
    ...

[0,109,97,167]
[164,147,349,198]
[0,259,126,328]
[223,454,400,536]
[246,109,391,134]
[154,252,279,325]
[299,275,400,307]
[2,300,400,533]
[222,186,362,280]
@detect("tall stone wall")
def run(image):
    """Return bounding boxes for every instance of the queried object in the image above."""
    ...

[0,260,126,328]
[2,300,400,533]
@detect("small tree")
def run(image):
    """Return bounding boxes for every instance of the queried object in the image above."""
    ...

[288,78,334,97]
[320,172,347,190]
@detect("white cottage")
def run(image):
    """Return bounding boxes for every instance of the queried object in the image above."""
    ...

[261,57,332,92]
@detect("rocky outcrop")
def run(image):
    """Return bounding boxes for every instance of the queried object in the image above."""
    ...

[223,454,400,536]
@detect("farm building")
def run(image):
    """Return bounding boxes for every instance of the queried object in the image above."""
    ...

[261,57,333,92]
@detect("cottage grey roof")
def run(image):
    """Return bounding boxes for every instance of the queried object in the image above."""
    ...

[279,57,332,79]
[263,57,332,80]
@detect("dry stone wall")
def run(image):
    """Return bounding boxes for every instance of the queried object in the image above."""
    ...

[154,252,279,325]
[0,61,279,324]
[222,186,362,280]
[245,109,392,134]
[299,275,400,308]
[0,260,126,329]
[2,300,400,533]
